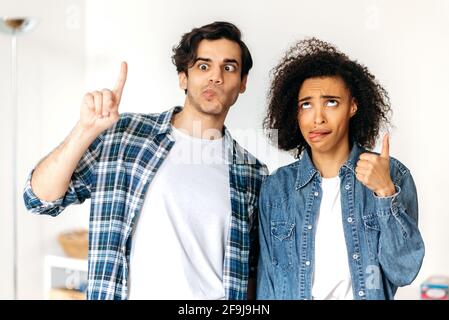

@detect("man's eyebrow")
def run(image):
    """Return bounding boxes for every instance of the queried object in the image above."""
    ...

[194,57,211,63]
[223,58,239,65]
[194,57,240,65]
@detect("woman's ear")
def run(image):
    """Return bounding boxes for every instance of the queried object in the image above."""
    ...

[350,98,358,117]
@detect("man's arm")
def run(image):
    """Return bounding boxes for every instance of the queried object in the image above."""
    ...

[29,62,128,202]
[31,124,99,201]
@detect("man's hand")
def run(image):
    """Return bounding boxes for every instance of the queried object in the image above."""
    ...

[79,61,128,136]
[355,134,395,197]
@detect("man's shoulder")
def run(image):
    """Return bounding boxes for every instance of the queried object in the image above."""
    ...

[107,108,177,137]
[230,139,269,177]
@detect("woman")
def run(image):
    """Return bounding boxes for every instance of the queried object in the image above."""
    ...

[256,38,424,300]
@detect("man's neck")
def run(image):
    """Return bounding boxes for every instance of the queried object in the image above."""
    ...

[172,104,226,140]
[311,142,351,178]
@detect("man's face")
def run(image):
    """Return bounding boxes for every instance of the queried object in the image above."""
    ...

[179,38,247,117]
[297,76,357,155]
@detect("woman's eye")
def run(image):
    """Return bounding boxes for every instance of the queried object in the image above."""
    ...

[199,63,208,71]
[224,64,236,72]
[326,100,338,107]
[300,102,312,109]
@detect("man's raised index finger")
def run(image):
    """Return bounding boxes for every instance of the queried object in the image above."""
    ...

[113,61,128,98]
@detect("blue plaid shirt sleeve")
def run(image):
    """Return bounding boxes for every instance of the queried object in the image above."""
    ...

[23,134,104,217]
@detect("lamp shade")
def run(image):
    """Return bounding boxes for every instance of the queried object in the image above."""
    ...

[0,17,39,35]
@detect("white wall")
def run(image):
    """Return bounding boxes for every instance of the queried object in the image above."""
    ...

[1,0,448,299]
[0,0,88,299]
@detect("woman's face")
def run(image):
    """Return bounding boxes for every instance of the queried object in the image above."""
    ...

[297,76,357,156]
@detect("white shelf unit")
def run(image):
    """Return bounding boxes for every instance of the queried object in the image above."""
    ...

[44,255,88,300]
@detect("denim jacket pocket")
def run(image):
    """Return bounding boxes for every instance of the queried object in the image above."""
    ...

[362,214,381,260]
[271,220,295,271]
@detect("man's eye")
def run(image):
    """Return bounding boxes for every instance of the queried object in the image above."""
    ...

[199,63,208,71]
[224,65,236,72]
[300,102,312,109]
[326,100,338,107]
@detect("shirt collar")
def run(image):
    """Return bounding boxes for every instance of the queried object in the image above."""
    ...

[295,143,364,189]
[156,106,248,165]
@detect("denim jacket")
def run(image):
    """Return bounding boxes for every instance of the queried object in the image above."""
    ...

[256,144,425,300]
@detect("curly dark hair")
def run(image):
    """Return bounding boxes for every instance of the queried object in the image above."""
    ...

[171,21,253,80]
[264,38,392,158]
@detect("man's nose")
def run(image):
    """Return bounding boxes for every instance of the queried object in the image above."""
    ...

[208,67,223,85]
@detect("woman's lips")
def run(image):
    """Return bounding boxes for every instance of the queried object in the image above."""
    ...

[309,130,331,141]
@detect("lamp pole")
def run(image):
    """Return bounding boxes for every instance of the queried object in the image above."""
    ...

[0,17,38,300]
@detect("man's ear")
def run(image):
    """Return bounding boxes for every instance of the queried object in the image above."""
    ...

[239,74,248,93]
[178,72,188,91]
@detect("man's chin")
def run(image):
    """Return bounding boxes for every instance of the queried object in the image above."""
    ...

[198,103,225,116]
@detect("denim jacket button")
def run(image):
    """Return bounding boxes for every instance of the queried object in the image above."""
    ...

[347,217,353,223]
[353,253,359,260]
[305,261,311,266]
[314,192,319,197]
[358,290,365,297]
[345,184,351,190]
[307,225,313,230]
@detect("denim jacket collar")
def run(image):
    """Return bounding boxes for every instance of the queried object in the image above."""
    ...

[295,143,364,189]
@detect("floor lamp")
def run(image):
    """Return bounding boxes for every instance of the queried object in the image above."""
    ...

[0,17,38,300]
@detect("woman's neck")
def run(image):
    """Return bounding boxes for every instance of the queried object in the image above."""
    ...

[310,142,351,178]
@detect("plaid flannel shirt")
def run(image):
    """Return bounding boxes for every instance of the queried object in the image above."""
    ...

[23,106,268,300]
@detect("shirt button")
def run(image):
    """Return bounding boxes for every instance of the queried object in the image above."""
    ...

[305,261,311,266]
[347,217,353,223]
[358,290,365,297]
[307,225,313,230]
[314,192,319,197]
[345,185,351,190]
[122,279,127,285]
[353,253,359,260]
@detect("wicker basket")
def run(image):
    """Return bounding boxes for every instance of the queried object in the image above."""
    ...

[49,288,86,300]
[58,229,88,259]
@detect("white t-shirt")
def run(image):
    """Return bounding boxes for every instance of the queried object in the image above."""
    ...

[312,176,353,300]
[128,125,231,300]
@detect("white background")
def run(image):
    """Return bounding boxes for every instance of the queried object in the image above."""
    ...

[0,0,448,299]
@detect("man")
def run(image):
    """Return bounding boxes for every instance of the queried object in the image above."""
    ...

[24,21,267,300]
[257,38,424,299]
